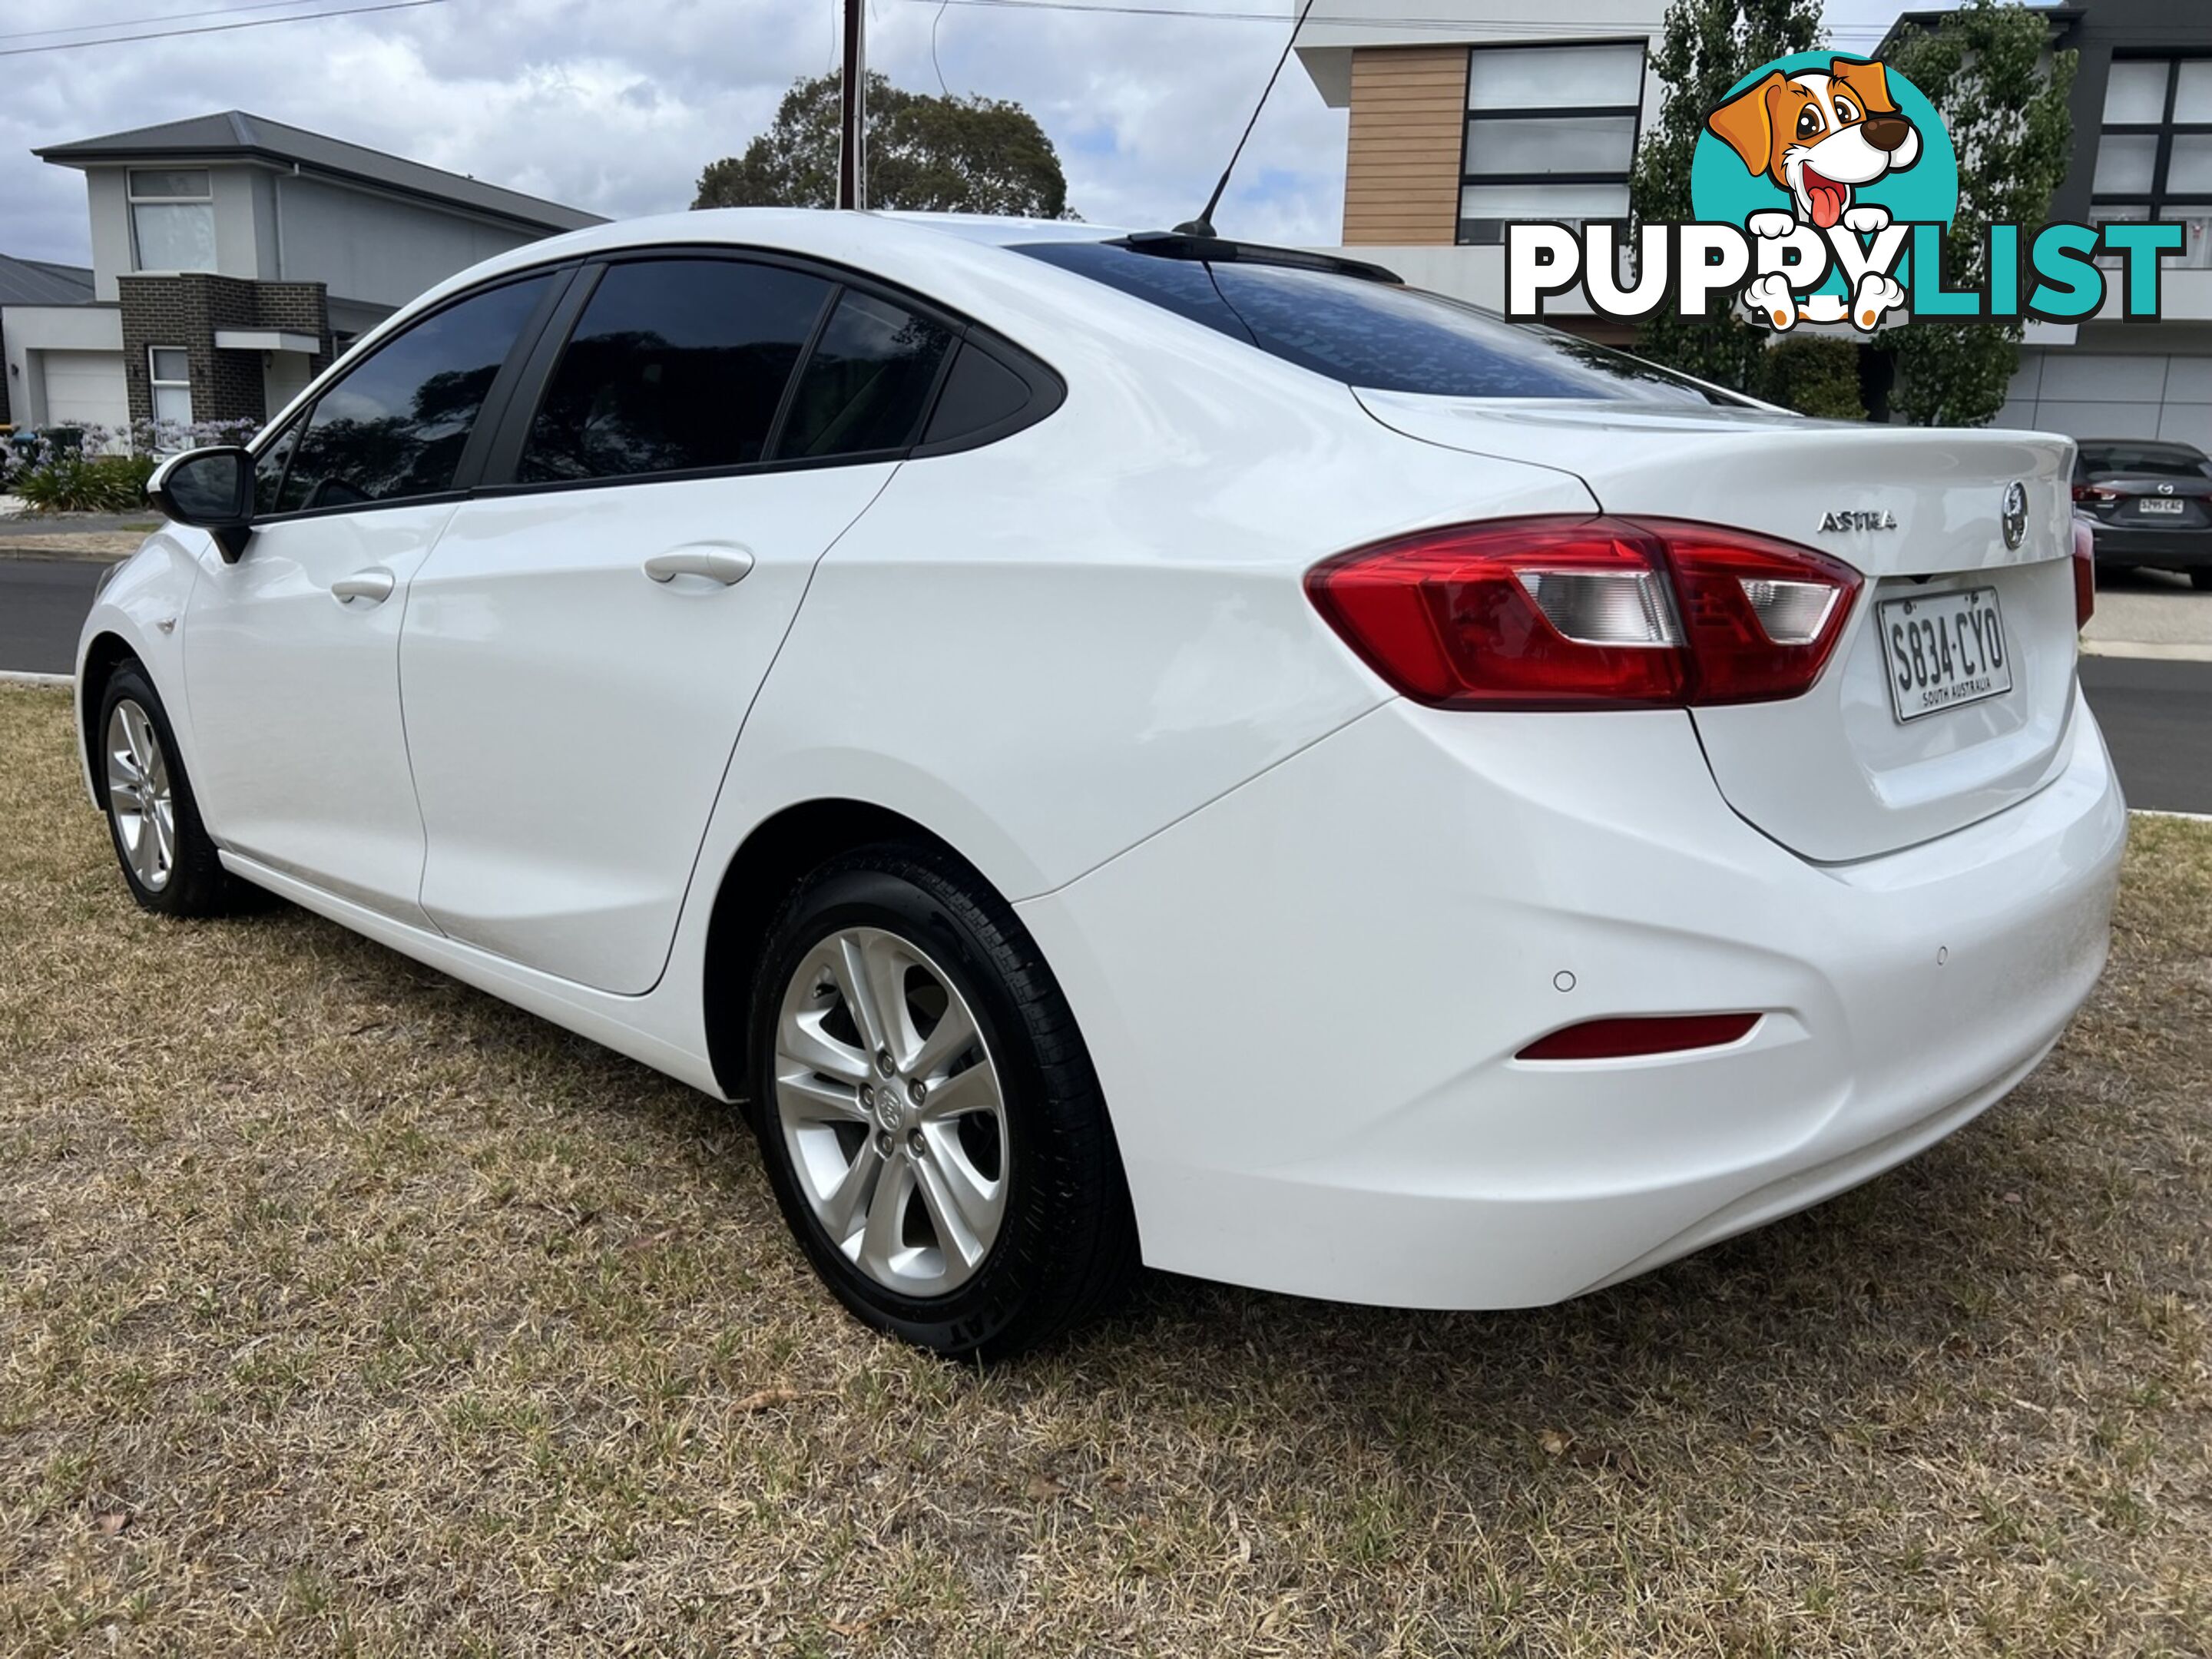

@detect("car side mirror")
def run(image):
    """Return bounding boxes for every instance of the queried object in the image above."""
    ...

[147,445,253,562]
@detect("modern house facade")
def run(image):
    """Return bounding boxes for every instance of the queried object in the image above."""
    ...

[1294,0,1664,338]
[1295,0,2212,442]
[2,111,601,439]
[1943,1,2212,446]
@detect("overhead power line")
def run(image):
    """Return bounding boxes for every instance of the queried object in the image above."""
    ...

[0,0,450,56]
[0,0,343,45]
[891,0,2207,43]
[888,0,1897,39]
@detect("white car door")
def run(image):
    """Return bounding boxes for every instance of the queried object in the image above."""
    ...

[183,272,563,922]
[399,257,955,993]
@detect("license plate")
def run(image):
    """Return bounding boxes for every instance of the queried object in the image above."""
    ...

[1877,587,2012,724]
[2139,496,2185,515]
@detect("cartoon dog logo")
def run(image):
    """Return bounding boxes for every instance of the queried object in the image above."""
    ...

[1706,58,1922,330]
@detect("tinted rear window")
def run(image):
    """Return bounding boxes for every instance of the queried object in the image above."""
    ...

[1015,240,1733,405]
[2078,444,2211,479]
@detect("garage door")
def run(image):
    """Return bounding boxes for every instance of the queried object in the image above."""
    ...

[39,349,130,433]
[1998,351,2212,452]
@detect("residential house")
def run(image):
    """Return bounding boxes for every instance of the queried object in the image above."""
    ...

[1293,0,1665,339]
[1294,0,2212,442]
[0,253,96,429]
[2,111,601,438]
[1889,1,2212,446]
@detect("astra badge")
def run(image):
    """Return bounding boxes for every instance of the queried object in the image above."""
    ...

[1818,508,1898,533]
[2001,481,2028,550]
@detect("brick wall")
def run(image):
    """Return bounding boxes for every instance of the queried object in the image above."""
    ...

[116,273,331,427]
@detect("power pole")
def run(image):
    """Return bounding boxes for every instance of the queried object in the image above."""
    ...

[839,0,866,209]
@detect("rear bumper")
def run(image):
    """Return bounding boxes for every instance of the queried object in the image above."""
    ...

[1019,690,2126,1309]
[2083,518,2212,567]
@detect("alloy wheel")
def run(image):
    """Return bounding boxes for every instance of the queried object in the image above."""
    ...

[773,926,1008,1297]
[104,700,175,894]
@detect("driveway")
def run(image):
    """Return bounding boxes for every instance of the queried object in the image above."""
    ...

[2083,565,2212,661]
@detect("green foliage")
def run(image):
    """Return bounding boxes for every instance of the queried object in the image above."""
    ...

[12,450,154,514]
[1759,335,1867,419]
[1879,0,2076,426]
[694,71,1070,218]
[1631,0,1825,392]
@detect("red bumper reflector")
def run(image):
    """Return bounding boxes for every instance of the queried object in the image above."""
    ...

[2072,516,2096,630]
[1516,1012,1761,1061]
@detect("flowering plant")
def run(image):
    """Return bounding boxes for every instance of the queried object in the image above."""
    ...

[3,418,260,512]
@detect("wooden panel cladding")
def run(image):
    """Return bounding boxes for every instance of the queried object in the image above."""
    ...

[1342,46,1469,247]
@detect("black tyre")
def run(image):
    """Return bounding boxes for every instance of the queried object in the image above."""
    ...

[95,659,247,916]
[2191,568,2212,592]
[747,843,1137,1359]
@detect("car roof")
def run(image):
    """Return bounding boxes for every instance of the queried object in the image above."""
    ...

[390,208,1127,321]
[326,209,1343,419]
[869,212,1133,247]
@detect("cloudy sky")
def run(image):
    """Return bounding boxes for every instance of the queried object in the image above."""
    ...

[7,0,1943,268]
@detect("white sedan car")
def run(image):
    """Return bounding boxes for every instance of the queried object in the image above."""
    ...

[79,210,2126,1358]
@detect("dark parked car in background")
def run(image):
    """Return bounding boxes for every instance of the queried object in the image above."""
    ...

[2072,439,2212,590]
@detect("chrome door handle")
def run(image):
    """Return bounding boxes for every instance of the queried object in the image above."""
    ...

[643,546,754,586]
[332,568,395,605]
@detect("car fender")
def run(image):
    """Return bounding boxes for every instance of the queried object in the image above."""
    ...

[657,370,1598,1095]
[73,528,209,812]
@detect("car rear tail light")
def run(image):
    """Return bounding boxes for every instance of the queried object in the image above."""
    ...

[2072,515,2095,630]
[1306,516,1862,709]
[1516,1012,1761,1061]
[2071,484,2119,506]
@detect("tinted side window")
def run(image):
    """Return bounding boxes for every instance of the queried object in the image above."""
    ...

[519,259,833,483]
[1015,240,1735,406]
[276,275,551,513]
[251,421,298,512]
[920,343,1035,446]
[774,290,952,459]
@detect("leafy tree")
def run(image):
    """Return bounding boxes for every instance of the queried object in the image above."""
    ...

[1630,0,1824,392]
[1760,335,1866,418]
[1879,0,2075,426]
[694,71,1069,218]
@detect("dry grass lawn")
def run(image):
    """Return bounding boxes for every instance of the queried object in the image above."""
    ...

[2,683,2209,1657]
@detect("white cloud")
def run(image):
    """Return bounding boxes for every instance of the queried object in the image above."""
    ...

[4,0,1349,267]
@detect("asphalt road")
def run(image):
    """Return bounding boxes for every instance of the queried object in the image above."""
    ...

[0,558,105,676]
[2,555,2206,814]
[2079,655,2212,816]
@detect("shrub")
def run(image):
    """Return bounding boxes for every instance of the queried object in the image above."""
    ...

[5,419,256,513]
[1760,336,1869,421]
[13,450,157,514]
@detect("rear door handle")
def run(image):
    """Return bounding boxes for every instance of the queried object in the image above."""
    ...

[643,546,754,587]
[332,568,395,605]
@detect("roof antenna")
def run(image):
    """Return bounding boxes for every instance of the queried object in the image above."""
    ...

[1172,0,1322,239]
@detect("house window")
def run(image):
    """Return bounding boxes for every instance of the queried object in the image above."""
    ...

[1459,41,1645,246]
[2092,58,2212,270]
[128,168,217,273]
[149,348,194,426]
